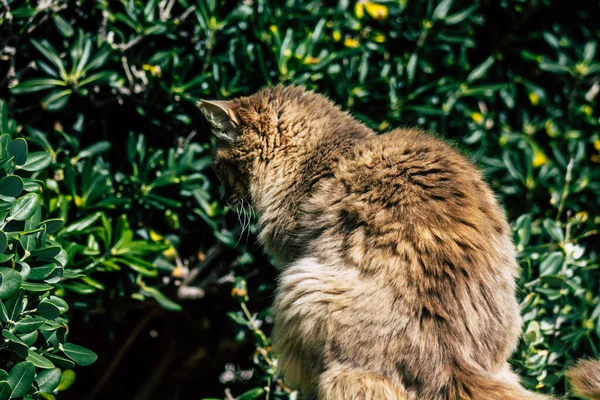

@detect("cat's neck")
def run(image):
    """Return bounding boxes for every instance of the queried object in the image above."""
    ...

[252,115,374,266]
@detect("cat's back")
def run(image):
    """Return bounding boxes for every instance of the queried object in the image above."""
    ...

[304,128,517,283]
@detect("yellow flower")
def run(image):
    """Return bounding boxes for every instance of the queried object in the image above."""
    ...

[583,319,595,330]
[149,230,163,241]
[162,246,177,259]
[354,2,365,19]
[372,32,386,43]
[304,57,320,65]
[528,92,539,105]
[532,148,548,168]
[575,211,588,223]
[594,139,600,151]
[544,119,559,137]
[471,112,484,124]
[231,287,248,298]
[583,105,593,116]
[332,30,342,42]
[142,64,161,77]
[364,2,388,20]
[344,37,360,48]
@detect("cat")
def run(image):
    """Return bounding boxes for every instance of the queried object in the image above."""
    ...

[199,84,600,400]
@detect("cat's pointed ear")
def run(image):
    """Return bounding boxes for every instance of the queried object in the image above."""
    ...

[198,99,240,143]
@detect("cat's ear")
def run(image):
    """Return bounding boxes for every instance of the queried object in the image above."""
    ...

[198,99,240,143]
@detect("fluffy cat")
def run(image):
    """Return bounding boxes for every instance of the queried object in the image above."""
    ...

[199,85,600,400]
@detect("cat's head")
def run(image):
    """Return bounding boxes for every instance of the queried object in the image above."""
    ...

[198,84,312,211]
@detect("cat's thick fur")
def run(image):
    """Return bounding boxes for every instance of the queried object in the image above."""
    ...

[199,85,600,400]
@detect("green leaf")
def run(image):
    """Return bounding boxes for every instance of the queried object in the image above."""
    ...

[37,299,60,319]
[21,282,53,292]
[53,14,74,38]
[11,79,66,95]
[142,287,182,311]
[76,142,111,160]
[0,268,23,300]
[38,219,64,235]
[466,56,495,83]
[9,194,40,221]
[55,369,75,392]
[30,40,67,79]
[543,219,565,242]
[14,317,45,334]
[45,296,68,314]
[26,351,55,369]
[0,176,24,197]
[237,388,265,400]
[444,4,478,25]
[30,246,62,259]
[60,343,97,366]
[36,368,61,393]
[7,362,34,399]
[0,381,11,400]
[43,354,74,369]
[27,264,57,281]
[19,152,52,172]
[0,231,7,253]
[539,252,565,276]
[40,89,72,112]
[8,139,27,166]
[61,212,102,235]
[432,0,454,20]
[3,329,26,346]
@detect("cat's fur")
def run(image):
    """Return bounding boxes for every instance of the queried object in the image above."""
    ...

[199,85,600,400]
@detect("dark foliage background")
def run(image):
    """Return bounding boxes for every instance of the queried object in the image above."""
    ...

[0,0,599,399]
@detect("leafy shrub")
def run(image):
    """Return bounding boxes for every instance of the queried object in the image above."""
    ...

[0,0,599,399]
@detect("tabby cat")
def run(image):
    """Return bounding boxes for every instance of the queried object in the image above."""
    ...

[199,85,600,400]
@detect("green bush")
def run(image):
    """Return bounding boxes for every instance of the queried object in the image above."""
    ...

[0,0,599,399]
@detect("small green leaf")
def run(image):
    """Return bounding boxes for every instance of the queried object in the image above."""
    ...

[53,14,74,38]
[60,343,97,366]
[39,219,64,234]
[237,388,265,400]
[0,268,23,300]
[0,176,24,198]
[19,152,51,172]
[27,264,57,281]
[8,139,27,166]
[432,0,454,20]
[0,231,7,253]
[40,89,72,112]
[466,56,495,83]
[37,299,60,319]
[45,296,68,314]
[18,330,37,347]
[26,350,55,369]
[2,329,26,346]
[21,282,53,292]
[0,381,11,400]
[7,361,34,399]
[9,194,40,221]
[539,252,565,276]
[142,287,182,312]
[55,369,75,392]
[11,79,65,95]
[543,219,565,242]
[44,354,75,369]
[36,368,61,393]
[30,246,62,259]
[14,317,45,334]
